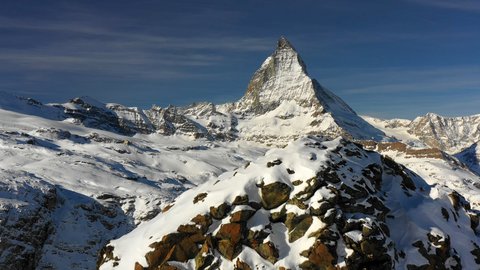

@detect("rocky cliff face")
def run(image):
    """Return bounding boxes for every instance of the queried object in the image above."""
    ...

[98,136,480,270]
[235,37,320,114]
[0,170,56,270]
[409,113,480,153]
[363,113,480,154]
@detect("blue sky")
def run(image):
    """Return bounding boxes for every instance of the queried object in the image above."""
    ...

[1,0,479,119]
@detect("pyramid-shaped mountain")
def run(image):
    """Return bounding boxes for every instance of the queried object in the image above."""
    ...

[226,37,386,143]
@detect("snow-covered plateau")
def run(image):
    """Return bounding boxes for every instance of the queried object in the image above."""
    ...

[1,37,480,270]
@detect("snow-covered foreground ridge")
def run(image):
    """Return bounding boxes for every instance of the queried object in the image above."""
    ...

[99,136,480,270]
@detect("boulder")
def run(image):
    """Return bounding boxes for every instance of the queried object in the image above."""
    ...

[289,216,313,242]
[230,209,256,223]
[261,182,291,210]
[210,203,232,220]
[255,241,279,264]
[299,241,336,270]
[193,193,208,204]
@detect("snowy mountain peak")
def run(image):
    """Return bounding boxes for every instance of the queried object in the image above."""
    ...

[233,37,386,141]
[234,37,312,114]
[276,36,296,51]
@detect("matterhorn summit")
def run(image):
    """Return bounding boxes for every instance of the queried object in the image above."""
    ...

[235,36,317,113]
[230,37,386,143]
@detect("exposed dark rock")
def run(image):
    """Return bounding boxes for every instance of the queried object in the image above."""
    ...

[267,159,282,168]
[232,195,249,205]
[299,241,336,270]
[193,193,208,204]
[234,258,252,270]
[210,203,232,220]
[289,215,313,242]
[260,182,291,209]
[230,209,256,223]
[255,241,279,264]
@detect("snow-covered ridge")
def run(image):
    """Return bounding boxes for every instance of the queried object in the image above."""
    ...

[99,136,480,270]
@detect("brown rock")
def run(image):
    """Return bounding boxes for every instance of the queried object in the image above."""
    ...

[210,203,232,220]
[177,224,201,234]
[97,245,119,269]
[217,239,241,260]
[261,182,291,210]
[134,262,144,270]
[158,264,180,270]
[195,236,215,270]
[172,236,200,262]
[267,159,282,168]
[300,241,336,270]
[255,241,279,264]
[162,204,174,213]
[216,223,244,260]
[289,216,313,242]
[191,214,213,233]
[217,223,241,241]
[230,209,256,223]
[193,193,208,204]
[287,197,308,210]
[232,195,249,205]
[234,258,252,270]
[145,232,203,268]
[310,201,332,216]
[246,230,269,248]
[270,206,287,223]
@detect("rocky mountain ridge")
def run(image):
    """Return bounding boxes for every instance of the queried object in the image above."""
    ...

[98,136,480,270]
[363,113,480,154]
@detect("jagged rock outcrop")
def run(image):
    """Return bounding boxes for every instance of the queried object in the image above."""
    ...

[363,113,480,154]
[98,136,480,270]
[409,113,480,153]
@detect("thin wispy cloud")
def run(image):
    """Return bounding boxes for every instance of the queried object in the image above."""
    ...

[408,0,480,12]
[319,66,480,118]
[0,13,272,80]
[321,66,480,95]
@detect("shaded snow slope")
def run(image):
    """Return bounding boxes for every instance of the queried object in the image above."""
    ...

[456,142,480,176]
